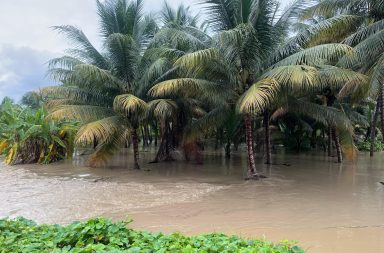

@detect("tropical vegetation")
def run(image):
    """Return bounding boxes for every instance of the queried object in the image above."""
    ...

[0,217,305,253]
[0,98,77,165]
[1,0,384,178]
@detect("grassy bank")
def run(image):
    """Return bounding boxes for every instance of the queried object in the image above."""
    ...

[0,217,304,253]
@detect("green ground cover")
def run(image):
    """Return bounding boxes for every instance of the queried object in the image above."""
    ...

[0,217,304,253]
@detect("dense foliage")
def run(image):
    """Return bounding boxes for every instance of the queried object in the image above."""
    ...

[0,217,304,253]
[0,98,77,165]
[3,0,384,173]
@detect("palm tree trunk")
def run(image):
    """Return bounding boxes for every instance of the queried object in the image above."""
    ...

[93,136,98,150]
[370,101,380,157]
[333,129,342,163]
[153,123,158,147]
[214,129,220,150]
[146,125,152,145]
[131,128,140,170]
[152,122,174,163]
[328,127,333,157]
[165,123,173,160]
[225,139,231,159]
[245,114,257,178]
[264,111,271,164]
[141,127,146,149]
[322,130,327,153]
[380,87,384,143]
[219,128,224,147]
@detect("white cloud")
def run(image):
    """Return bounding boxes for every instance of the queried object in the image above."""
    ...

[0,45,55,101]
[0,0,286,100]
[0,0,204,100]
[0,0,200,53]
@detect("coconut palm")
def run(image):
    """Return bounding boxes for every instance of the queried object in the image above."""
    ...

[44,0,210,168]
[21,91,44,109]
[149,0,367,178]
[302,0,384,155]
[44,0,158,168]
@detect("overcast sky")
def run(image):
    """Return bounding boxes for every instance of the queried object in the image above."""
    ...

[0,0,285,101]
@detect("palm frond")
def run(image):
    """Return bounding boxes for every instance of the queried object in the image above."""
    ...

[53,25,109,69]
[41,86,113,107]
[271,15,362,64]
[184,104,231,142]
[151,28,207,51]
[48,56,84,71]
[148,99,178,121]
[144,47,186,62]
[237,78,279,114]
[300,0,357,19]
[89,129,128,167]
[76,116,124,145]
[273,43,353,67]
[201,0,238,31]
[106,33,139,85]
[96,0,144,38]
[343,19,384,46]
[138,57,173,96]
[367,53,384,98]
[113,94,148,120]
[287,98,353,132]
[148,78,233,105]
[339,29,384,70]
[88,132,128,167]
[71,64,127,91]
[262,65,319,93]
[174,48,220,70]
[48,105,114,123]
[318,65,370,102]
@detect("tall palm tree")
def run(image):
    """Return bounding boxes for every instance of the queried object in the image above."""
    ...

[43,0,158,168]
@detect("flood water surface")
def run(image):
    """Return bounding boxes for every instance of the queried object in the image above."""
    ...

[0,150,383,253]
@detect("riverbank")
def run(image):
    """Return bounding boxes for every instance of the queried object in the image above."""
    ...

[0,150,383,252]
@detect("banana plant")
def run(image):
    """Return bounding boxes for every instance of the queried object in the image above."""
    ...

[0,99,78,165]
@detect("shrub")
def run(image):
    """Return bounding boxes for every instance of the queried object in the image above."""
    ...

[0,217,305,253]
[356,140,384,152]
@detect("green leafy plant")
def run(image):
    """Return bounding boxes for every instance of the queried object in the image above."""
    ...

[356,140,384,152]
[0,99,78,165]
[0,217,305,253]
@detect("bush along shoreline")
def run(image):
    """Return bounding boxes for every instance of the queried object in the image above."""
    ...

[0,217,304,253]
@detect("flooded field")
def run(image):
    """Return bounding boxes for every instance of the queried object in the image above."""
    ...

[0,149,383,253]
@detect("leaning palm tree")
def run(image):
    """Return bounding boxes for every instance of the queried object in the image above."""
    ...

[149,0,367,178]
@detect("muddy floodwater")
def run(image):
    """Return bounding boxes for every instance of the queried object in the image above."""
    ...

[1,149,383,253]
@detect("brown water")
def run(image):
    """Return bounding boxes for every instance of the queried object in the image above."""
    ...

[0,149,384,253]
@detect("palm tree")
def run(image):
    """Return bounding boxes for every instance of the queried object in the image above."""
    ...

[44,0,210,168]
[21,91,44,109]
[43,0,158,168]
[149,0,367,178]
[303,0,384,155]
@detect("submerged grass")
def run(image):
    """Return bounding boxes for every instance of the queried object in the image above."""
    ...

[0,217,304,253]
